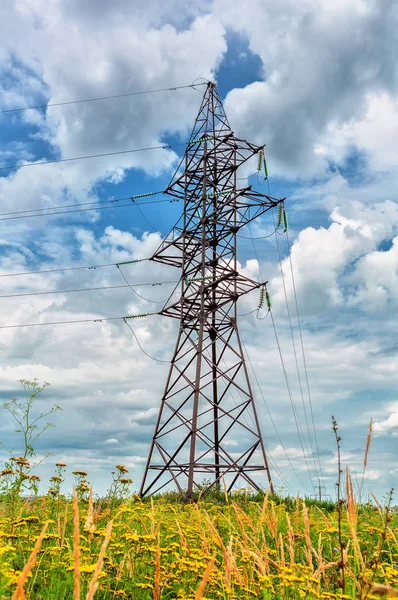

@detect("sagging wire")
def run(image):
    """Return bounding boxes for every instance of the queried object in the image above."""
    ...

[268,309,315,488]
[285,227,324,480]
[123,315,170,364]
[0,312,156,329]
[116,264,174,304]
[130,192,161,233]
[264,169,322,485]
[245,203,315,488]
[240,337,310,493]
[271,209,320,482]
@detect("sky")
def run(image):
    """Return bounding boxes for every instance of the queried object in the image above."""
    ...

[0,0,397,500]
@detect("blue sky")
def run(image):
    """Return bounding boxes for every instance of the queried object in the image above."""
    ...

[0,0,398,500]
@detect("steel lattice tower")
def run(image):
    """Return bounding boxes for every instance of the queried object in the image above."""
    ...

[140,82,283,500]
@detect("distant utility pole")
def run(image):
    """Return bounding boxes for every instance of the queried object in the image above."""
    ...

[139,82,284,501]
[313,478,327,502]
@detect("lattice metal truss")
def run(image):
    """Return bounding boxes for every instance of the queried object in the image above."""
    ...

[140,82,284,500]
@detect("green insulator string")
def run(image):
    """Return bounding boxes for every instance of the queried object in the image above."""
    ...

[130,191,163,201]
[124,312,155,320]
[266,290,272,310]
[257,149,264,172]
[185,276,212,285]
[188,135,213,148]
[205,188,233,199]
[277,203,284,228]
[116,258,148,267]
[283,210,288,232]
[257,286,266,311]
[263,157,268,180]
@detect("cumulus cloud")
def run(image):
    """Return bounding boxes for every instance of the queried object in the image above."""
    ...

[1,0,398,497]
[0,1,226,214]
[373,412,398,435]
[268,198,398,315]
[215,0,398,177]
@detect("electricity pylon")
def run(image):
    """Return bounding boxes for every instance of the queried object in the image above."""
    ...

[140,82,283,500]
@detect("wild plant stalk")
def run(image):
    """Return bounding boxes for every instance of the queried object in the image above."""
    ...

[12,520,49,600]
[86,518,113,600]
[362,488,394,600]
[0,379,60,520]
[332,416,345,594]
[73,487,81,600]
[359,418,373,502]
[194,555,216,600]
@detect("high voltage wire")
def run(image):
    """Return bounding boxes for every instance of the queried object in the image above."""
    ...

[0,142,186,171]
[0,197,176,222]
[285,228,324,480]
[237,226,311,491]
[245,220,315,487]
[0,82,207,114]
[1,133,242,172]
[241,338,309,493]
[0,280,178,300]
[0,183,268,222]
[0,314,157,330]
[264,174,323,488]
[0,261,128,278]
[268,309,314,487]
[271,209,320,482]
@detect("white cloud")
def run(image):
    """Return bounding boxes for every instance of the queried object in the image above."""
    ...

[0,2,227,214]
[373,412,398,435]
[268,199,398,315]
[214,0,398,177]
[1,0,398,497]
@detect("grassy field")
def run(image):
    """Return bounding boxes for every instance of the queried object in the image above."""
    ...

[1,480,397,600]
[1,383,397,599]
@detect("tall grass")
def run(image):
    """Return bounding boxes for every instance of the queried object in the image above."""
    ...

[0,484,397,599]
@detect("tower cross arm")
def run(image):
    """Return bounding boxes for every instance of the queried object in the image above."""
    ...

[159,273,268,320]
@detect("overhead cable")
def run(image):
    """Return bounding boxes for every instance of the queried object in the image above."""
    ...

[268,309,315,486]
[0,143,184,171]
[0,279,177,301]
[272,210,320,481]
[0,197,176,222]
[123,318,171,364]
[285,228,323,479]
[241,338,310,492]
[0,312,158,330]
[0,82,207,114]
[245,219,314,487]
[265,173,324,486]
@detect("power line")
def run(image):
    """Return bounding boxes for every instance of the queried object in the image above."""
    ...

[0,196,177,222]
[123,318,170,364]
[285,228,323,480]
[0,194,138,216]
[0,260,125,278]
[241,337,310,493]
[0,142,185,171]
[0,313,158,330]
[0,280,178,300]
[238,222,311,492]
[272,210,320,482]
[246,210,314,486]
[264,173,324,487]
[116,265,176,304]
[0,190,165,217]
[269,308,314,487]
[0,82,207,114]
